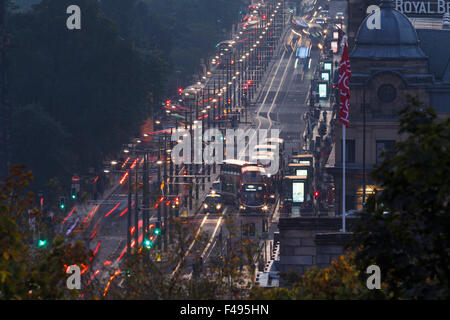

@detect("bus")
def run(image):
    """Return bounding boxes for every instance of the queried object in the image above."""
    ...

[250,150,281,203]
[263,137,285,172]
[214,159,249,198]
[264,137,284,154]
[239,182,269,213]
[287,163,311,178]
[290,154,313,166]
[238,163,269,213]
[241,165,266,183]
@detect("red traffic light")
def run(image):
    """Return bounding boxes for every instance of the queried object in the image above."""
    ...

[314,191,319,198]
[178,88,183,94]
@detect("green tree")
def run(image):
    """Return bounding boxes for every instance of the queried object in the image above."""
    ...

[0,165,90,299]
[352,96,450,299]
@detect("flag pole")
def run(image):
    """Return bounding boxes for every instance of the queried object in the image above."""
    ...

[342,124,346,232]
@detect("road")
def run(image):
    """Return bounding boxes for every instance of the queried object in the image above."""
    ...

[61,1,324,296]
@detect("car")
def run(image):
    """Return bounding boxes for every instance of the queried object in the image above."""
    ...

[203,193,225,214]
[335,12,345,20]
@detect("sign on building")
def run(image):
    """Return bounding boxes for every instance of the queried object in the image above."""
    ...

[396,0,450,15]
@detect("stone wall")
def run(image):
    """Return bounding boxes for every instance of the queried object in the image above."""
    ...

[315,232,354,269]
[278,217,357,274]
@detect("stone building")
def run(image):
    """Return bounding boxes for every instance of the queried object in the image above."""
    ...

[326,0,450,212]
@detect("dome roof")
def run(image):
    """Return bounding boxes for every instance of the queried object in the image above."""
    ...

[350,0,426,59]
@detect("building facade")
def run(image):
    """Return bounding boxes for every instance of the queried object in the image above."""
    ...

[327,0,450,213]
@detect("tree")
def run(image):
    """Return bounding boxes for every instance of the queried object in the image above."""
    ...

[0,165,90,299]
[92,215,261,300]
[351,96,450,299]
[7,0,167,189]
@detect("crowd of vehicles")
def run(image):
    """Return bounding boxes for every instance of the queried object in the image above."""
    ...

[204,138,286,215]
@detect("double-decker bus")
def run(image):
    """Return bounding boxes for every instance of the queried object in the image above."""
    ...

[250,148,282,203]
[241,165,266,183]
[239,165,269,213]
[290,153,313,166]
[214,159,249,201]
[287,163,311,178]
[239,182,269,213]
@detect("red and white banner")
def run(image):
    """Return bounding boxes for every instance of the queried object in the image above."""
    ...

[338,44,351,127]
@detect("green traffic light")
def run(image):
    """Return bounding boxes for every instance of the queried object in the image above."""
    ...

[154,228,161,235]
[60,203,65,210]
[71,194,76,200]
[38,239,47,247]
[144,238,153,249]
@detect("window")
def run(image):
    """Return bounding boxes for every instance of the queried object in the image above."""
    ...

[376,140,395,163]
[377,84,397,103]
[341,139,355,163]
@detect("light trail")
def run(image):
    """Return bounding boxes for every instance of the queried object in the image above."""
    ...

[104,203,121,217]
[62,206,76,225]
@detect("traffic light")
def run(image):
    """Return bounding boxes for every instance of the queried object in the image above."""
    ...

[178,88,183,95]
[59,196,66,210]
[154,227,161,236]
[37,239,47,248]
[314,191,320,198]
[143,237,153,249]
[71,187,77,200]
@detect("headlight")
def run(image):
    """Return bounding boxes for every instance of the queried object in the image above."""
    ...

[262,205,268,211]
[216,204,222,210]
[270,194,275,199]
[239,205,245,210]
[204,204,208,209]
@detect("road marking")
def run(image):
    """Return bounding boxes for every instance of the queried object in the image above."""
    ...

[201,214,224,259]
[238,50,287,159]
[171,212,210,278]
